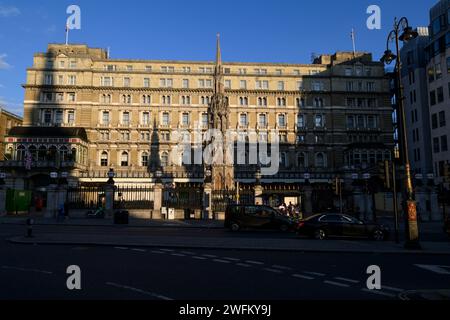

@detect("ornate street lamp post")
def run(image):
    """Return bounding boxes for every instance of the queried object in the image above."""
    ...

[381,17,420,249]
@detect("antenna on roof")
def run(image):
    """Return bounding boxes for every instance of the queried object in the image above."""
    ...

[107,47,111,59]
[65,23,70,45]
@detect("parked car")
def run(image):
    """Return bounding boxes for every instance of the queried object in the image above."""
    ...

[296,213,390,241]
[225,205,295,232]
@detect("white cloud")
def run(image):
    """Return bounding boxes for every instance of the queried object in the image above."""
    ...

[0,5,20,17]
[0,54,11,69]
[0,96,23,116]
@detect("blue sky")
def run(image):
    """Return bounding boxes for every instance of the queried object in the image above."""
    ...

[0,0,436,116]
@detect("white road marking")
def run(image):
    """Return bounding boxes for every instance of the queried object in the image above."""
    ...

[292,274,315,280]
[246,260,264,265]
[324,280,350,288]
[303,271,326,277]
[159,249,174,252]
[181,251,195,255]
[202,254,217,258]
[114,247,129,250]
[213,259,231,264]
[223,257,241,262]
[272,265,293,271]
[334,277,360,284]
[171,253,186,257]
[414,264,450,275]
[151,250,166,254]
[361,288,396,298]
[382,286,404,293]
[131,249,146,253]
[106,282,173,301]
[192,256,207,260]
[236,263,251,268]
[1,266,53,275]
[264,268,283,274]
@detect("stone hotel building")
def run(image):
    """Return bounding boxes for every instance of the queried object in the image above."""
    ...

[1,42,394,213]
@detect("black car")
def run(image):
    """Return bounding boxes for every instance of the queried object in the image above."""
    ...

[296,213,390,241]
[225,205,295,232]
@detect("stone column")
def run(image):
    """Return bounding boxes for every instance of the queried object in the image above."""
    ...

[152,183,162,220]
[45,184,58,218]
[254,184,263,205]
[104,184,115,218]
[0,185,6,217]
[203,183,212,220]
[303,185,313,216]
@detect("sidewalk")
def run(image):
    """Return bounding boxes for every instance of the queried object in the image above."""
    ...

[8,232,450,255]
[0,216,224,229]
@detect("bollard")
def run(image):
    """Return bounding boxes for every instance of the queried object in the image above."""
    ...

[26,218,34,238]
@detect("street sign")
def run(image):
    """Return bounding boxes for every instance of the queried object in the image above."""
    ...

[304,173,310,180]
[415,174,423,180]
[363,173,371,180]
[50,172,58,179]
[351,173,359,180]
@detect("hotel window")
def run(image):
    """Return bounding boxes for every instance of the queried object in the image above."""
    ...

[257,97,267,106]
[68,93,76,102]
[44,74,53,85]
[160,78,173,88]
[205,79,213,88]
[296,98,305,107]
[105,65,116,71]
[145,66,152,72]
[367,82,375,92]
[436,64,442,80]
[297,81,303,90]
[312,81,323,91]
[68,75,76,85]
[225,80,231,89]
[100,152,109,167]
[121,152,129,167]
[181,96,191,105]
[345,68,353,76]
[141,152,149,167]
[141,132,150,141]
[142,95,151,104]
[279,133,288,144]
[123,77,131,87]
[143,78,150,88]
[240,80,247,89]
[297,153,307,167]
[182,79,189,88]
[240,113,248,126]
[278,114,286,127]
[56,93,64,102]
[315,153,326,168]
[68,110,75,124]
[430,90,437,106]
[202,113,209,126]
[259,114,267,126]
[346,81,354,91]
[355,66,362,76]
[102,111,110,125]
[201,96,210,105]
[278,81,285,91]
[297,115,305,128]
[161,66,174,73]
[69,61,77,69]
[367,115,377,128]
[277,97,286,106]
[121,131,130,141]
[256,80,269,90]
[238,68,247,74]
[162,95,171,105]
[59,61,65,68]
[44,110,52,124]
[162,112,170,126]
[55,110,63,124]
[126,65,133,71]
[315,115,324,127]
[314,98,324,107]
[296,135,305,144]
[182,113,190,126]
[142,112,150,125]
[122,94,132,104]
[57,75,64,85]
[101,77,113,86]
[437,87,444,103]
[161,152,169,167]
[239,97,249,106]
[182,67,191,73]
[347,115,355,128]
[122,112,130,125]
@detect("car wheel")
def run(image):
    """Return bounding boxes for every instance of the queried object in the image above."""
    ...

[314,229,326,240]
[231,223,240,232]
[373,229,385,241]
[280,224,289,232]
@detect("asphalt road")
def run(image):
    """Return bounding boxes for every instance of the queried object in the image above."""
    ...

[1,234,450,300]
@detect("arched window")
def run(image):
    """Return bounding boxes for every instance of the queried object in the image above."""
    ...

[315,152,326,168]
[60,146,69,162]
[100,151,108,167]
[297,152,307,168]
[49,146,57,161]
[17,145,26,161]
[38,146,47,161]
[141,152,149,167]
[161,152,169,167]
[121,152,129,167]
[279,152,288,168]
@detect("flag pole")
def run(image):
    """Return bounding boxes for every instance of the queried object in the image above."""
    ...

[351,28,356,56]
[65,23,69,45]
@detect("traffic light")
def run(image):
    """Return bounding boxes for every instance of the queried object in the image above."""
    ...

[378,161,391,190]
